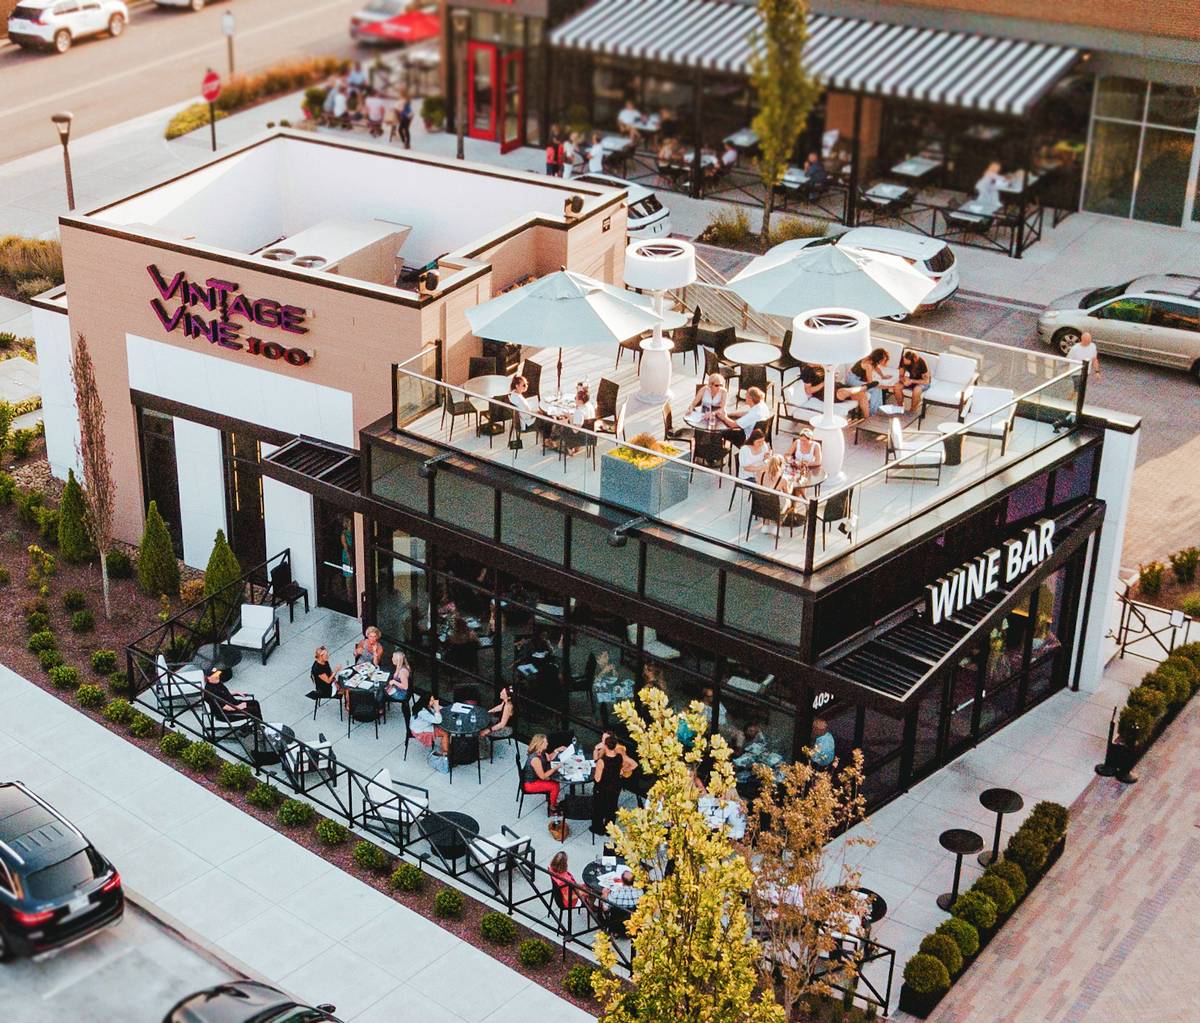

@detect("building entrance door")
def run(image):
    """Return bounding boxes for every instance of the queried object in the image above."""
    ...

[315,499,357,617]
[499,49,524,153]
[222,431,266,574]
[467,41,498,141]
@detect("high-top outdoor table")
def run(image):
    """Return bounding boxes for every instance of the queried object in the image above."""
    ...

[833,884,888,939]
[439,704,491,784]
[978,788,1024,866]
[937,828,984,910]
[723,340,781,367]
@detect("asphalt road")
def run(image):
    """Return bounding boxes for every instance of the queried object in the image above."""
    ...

[0,899,237,1023]
[0,0,366,164]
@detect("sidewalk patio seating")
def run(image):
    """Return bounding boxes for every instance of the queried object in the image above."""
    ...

[467,825,535,895]
[964,386,1017,454]
[363,767,429,844]
[228,603,281,664]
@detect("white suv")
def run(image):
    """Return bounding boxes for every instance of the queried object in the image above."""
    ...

[7,0,128,53]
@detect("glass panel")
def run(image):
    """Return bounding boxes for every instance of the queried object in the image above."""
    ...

[570,516,640,593]
[1132,127,1192,225]
[374,546,428,649]
[1150,300,1200,332]
[370,444,427,513]
[500,491,564,563]
[1027,568,1068,704]
[644,543,719,621]
[1051,448,1095,509]
[1094,76,1146,122]
[1097,297,1153,323]
[592,58,640,132]
[978,675,1021,736]
[1082,120,1139,217]
[861,707,904,775]
[947,644,982,751]
[986,597,1031,687]
[1004,472,1049,524]
[1146,82,1200,129]
[314,502,356,617]
[139,409,183,558]
[912,691,941,778]
[502,52,523,148]
[724,572,804,646]
[470,46,495,133]
[568,626,634,727]
[432,470,494,537]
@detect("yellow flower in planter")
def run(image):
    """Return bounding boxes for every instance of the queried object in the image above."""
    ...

[608,432,681,471]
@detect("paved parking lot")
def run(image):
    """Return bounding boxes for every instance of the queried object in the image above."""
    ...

[0,899,236,1023]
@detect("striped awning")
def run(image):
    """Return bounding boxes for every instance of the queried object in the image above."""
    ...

[550,0,1080,116]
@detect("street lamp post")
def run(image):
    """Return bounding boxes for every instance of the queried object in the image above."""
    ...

[451,8,470,160]
[221,10,236,76]
[51,111,75,212]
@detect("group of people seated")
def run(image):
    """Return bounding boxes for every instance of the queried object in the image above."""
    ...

[317,63,414,146]
[795,347,929,419]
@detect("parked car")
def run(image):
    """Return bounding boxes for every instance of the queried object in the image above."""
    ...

[164,981,342,1023]
[7,0,128,52]
[1038,274,1200,380]
[767,226,959,318]
[153,0,226,10]
[349,0,407,42]
[573,173,672,240]
[0,781,123,961]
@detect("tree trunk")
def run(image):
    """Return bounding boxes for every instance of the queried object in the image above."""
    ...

[760,182,776,249]
[99,550,111,619]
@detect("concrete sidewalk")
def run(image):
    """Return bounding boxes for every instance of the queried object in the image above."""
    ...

[0,665,593,1023]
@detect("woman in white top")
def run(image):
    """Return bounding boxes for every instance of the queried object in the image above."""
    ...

[569,384,594,427]
[508,375,537,429]
[561,132,579,179]
[973,161,1005,212]
[687,374,728,417]
[588,132,605,174]
[737,429,770,483]
[759,454,797,522]
[412,695,446,753]
[785,429,822,470]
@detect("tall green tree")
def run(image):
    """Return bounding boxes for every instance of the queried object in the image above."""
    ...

[57,469,95,563]
[137,500,179,597]
[592,687,784,1023]
[751,0,822,246]
[200,529,244,638]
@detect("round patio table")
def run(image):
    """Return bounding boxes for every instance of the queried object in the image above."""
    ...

[556,754,595,820]
[978,788,1024,866]
[583,857,626,893]
[937,828,984,911]
[464,374,512,433]
[833,885,888,938]
[418,811,479,869]
[723,341,781,366]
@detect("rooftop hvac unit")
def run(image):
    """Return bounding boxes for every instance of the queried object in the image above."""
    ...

[261,247,297,262]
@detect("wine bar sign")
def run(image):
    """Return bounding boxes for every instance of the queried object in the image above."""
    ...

[926,518,1056,625]
[146,265,314,366]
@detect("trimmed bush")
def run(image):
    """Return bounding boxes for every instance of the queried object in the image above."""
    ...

[180,741,219,772]
[138,500,180,597]
[1004,830,1050,878]
[165,104,229,140]
[57,471,95,563]
[1143,666,1189,709]
[985,859,1027,902]
[0,472,15,505]
[935,917,979,959]
[562,964,597,999]
[972,874,1015,916]
[129,713,157,739]
[48,664,80,690]
[91,649,118,675]
[315,818,349,846]
[389,861,424,893]
[433,887,464,918]
[919,932,963,977]
[518,938,553,969]
[25,610,50,633]
[218,761,255,791]
[951,890,997,932]
[27,628,56,653]
[22,597,48,616]
[353,840,391,873]
[108,670,130,695]
[1127,684,1168,719]
[38,648,63,671]
[277,799,316,827]
[1138,560,1165,598]
[33,506,60,544]
[102,698,135,725]
[105,548,133,579]
[1169,546,1199,585]
[200,529,243,638]
[15,488,43,528]
[160,731,189,758]
[62,589,87,612]
[1117,704,1155,749]
[9,428,35,459]
[69,609,95,633]
[75,683,106,709]
[247,782,283,810]
[903,953,951,995]
[480,911,517,945]
[180,577,205,607]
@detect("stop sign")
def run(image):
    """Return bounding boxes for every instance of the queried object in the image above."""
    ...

[201,70,221,103]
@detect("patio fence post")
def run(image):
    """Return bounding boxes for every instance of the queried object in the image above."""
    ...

[845,93,863,226]
[690,69,704,199]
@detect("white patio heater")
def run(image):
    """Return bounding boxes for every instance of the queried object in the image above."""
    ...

[790,308,871,480]
[623,239,696,405]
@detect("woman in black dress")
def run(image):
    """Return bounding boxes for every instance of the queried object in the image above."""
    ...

[591,733,637,839]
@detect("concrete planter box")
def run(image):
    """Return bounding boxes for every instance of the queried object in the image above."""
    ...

[599,450,690,516]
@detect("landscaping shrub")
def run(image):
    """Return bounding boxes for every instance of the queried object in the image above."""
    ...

[433,887,464,918]
[353,840,391,873]
[1169,546,1199,585]
[247,782,283,810]
[128,713,157,739]
[985,859,1027,902]
[57,471,95,563]
[62,589,87,612]
[935,917,979,959]
[1174,643,1200,669]
[27,629,56,653]
[420,94,446,131]
[15,488,43,528]
[919,932,963,977]
[165,104,229,140]
[22,597,48,616]
[768,216,828,245]
[389,862,424,893]
[138,501,180,596]
[102,698,135,725]
[697,206,753,246]
[108,669,130,694]
[1024,801,1069,839]
[1117,704,1155,749]
[1128,682,1169,718]
[1137,560,1165,598]
[159,731,189,758]
[33,505,59,544]
[26,543,54,592]
[1142,665,1189,709]
[9,428,35,460]
[69,609,95,633]
[302,86,328,119]
[0,472,15,506]
[37,648,63,670]
[480,911,517,945]
[105,548,133,579]
[951,890,997,932]
[200,530,243,638]
[903,953,951,995]
[0,235,64,291]
[91,649,118,675]
[1160,656,1199,700]
[971,874,1015,916]
[0,566,9,586]
[48,664,80,690]
[180,577,205,607]
[218,761,255,791]
[180,741,219,772]
[1003,830,1049,879]
[75,683,105,709]
[563,964,597,999]
[277,799,316,827]
[1181,592,1200,619]
[518,938,553,969]
[315,818,348,846]
[25,610,49,633]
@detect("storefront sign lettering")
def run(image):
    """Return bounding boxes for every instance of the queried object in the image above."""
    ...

[146,265,313,366]
[925,518,1055,626]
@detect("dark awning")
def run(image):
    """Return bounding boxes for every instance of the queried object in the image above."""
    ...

[262,437,361,497]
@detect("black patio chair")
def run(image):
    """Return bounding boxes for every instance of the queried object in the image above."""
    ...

[305,666,341,721]
[767,329,804,394]
[521,359,542,398]
[347,688,384,739]
[736,364,772,405]
[468,356,499,378]
[440,387,479,441]
[269,561,309,623]
[746,490,793,550]
[662,403,694,455]
[817,489,854,550]
[702,342,737,385]
[670,306,701,374]
[483,396,514,448]
[594,378,620,431]
[615,334,644,370]
[691,429,728,481]
[515,748,554,819]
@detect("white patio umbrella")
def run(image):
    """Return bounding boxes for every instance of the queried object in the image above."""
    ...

[726,243,936,320]
[465,270,684,394]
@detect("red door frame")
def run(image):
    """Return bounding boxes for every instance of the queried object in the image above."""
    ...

[499,49,525,154]
[467,41,498,141]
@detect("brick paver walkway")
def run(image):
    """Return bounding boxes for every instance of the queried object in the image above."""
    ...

[924,697,1200,1023]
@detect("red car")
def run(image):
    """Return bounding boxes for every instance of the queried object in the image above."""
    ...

[355,4,438,47]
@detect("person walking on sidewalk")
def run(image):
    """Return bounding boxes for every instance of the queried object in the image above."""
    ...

[1065,331,1100,392]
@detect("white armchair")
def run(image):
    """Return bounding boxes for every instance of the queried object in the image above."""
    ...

[626,624,680,661]
[919,351,978,422]
[228,603,280,664]
[467,825,534,895]
[963,386,1016,454]
[885,416,944,483]
[154,653,204,718]
[363,767,428,843]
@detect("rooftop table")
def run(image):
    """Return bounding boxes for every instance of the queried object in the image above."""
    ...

[723,340,781,366]
[890,156,942,181]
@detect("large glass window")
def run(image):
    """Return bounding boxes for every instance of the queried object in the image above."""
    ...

[724,573,803,646]
[500,492,564,563]
[433,470,494,537]
[644,544,719,621]
[370,444,427,513]
[570,516,640,593]
[138,408,183,558]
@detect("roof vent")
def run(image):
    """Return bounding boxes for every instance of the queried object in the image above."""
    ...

[292,255,328,269]
[261,247,297,262]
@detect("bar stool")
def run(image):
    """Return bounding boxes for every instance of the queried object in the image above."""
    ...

[937,828,983,911]
[978,788,1024,867]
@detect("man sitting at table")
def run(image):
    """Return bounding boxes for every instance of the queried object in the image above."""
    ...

[602,869,643,915]
[203,669,262,728]
[802,151,828,196]
[717,386,770,446]
[617,100,641,138]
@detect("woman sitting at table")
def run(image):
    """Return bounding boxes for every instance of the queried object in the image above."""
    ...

[737,429,771,484]
[522,734,566,814]
[479,685,514,739]
[411,694,447,753]
[897,349,931,413]
[549,851,591,911]
[355,625,384,666]
[591,732,637,838]
[384,650,412,706]
[974,160,1005,213]
[757,455,798,528]
[203,668,262,725]
[508,375,538,429]
[687,373,728,418]
[845,348,891,418]
[785,429,823,470]
[310,645,346,709]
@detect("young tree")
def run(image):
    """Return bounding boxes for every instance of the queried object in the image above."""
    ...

[745,751,873,1018]
[200,529,243,638]
[592,687,784,1023]
[57,469,95,563]
[750,0,822,246]
[0,400,15,461]
[137,500,179,597]
[70,333,116,617]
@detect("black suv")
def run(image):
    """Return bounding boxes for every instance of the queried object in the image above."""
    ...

[0,781,123,960]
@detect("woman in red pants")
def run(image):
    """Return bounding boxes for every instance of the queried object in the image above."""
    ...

[521,734,565,814]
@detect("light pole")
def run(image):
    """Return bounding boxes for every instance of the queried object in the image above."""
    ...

[221,9,235,76]
[51,111,75,212]
[451,8,470,160]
